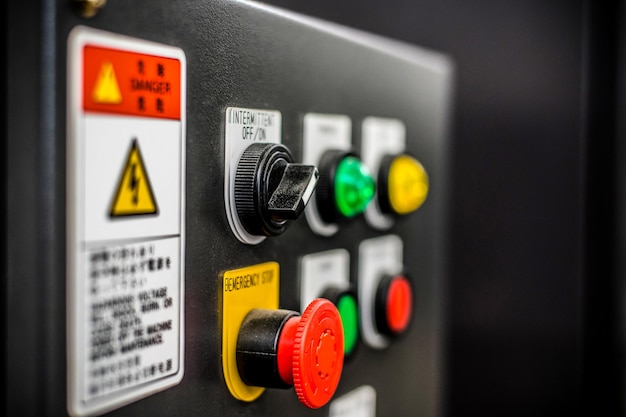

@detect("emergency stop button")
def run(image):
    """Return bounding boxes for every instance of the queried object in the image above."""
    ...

[236,299,344,409]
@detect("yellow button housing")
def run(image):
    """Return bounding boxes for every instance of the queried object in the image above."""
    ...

[222,262,279,402]
[387,155,429,215]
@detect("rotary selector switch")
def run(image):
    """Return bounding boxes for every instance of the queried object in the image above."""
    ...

[315,150,376,224]
[236,299,344,409]
[234,143,318,237]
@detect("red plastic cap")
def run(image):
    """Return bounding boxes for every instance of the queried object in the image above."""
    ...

[291,298,344,409]
[386,277,413,334]
[277,316,299,385]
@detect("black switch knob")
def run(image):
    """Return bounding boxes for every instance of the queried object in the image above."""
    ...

[235,143,319,237]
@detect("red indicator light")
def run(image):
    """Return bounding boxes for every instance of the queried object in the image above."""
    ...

[376,274,413,337]
[386,277,413,334]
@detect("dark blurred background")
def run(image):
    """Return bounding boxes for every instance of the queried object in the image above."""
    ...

[262,1,622,415]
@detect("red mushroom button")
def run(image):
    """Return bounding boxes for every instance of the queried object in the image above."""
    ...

[236,299,344,409]
[278,299,344,408]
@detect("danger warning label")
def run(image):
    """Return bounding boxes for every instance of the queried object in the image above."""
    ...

[109,139,158,217]
[83,45,181,119]
[68,28,186,417]
[92,61,122,104]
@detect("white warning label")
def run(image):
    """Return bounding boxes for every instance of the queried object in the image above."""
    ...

[67,27,186,417]
[83,238,180,400]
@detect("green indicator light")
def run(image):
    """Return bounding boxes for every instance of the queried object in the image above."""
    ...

[334,157,376,218]
[337,294,358,355]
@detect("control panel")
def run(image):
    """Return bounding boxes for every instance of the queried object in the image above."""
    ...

[6,1,453,416]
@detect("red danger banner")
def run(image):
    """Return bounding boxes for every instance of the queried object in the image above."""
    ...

[83,45,181,120]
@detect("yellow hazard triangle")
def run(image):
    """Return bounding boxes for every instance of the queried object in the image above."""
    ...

[109,139,158,217]
[92,61,122,104]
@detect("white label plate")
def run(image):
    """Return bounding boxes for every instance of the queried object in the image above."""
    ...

[224,107,282,245]
[67,27,186,416]
[329,385,377,417]
[361,117,406,230]
[358,235,403,349]
[300,249,350,312]
[302,113,352,236]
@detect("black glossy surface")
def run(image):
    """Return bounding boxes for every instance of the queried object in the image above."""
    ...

[263,1,586,416]
[6,1,450,416]
[234,143,292,236]
[236,309,295,389]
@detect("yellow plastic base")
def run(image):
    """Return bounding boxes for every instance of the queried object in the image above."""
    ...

[222,262,280,401]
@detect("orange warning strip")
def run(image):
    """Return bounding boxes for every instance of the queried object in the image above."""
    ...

[83,45,181,120]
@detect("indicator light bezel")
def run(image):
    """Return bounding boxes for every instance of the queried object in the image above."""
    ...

[375,274,413,337]
[316,149,375,223]
[321,287,360,358]
[377,153,429,216]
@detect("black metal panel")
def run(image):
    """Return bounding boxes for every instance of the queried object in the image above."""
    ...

[583,2,622,416]
[264,1,587,415]
[6,1,451,416]
[7,1,592,416]
[614,1,626,415]
[6,1,63,416]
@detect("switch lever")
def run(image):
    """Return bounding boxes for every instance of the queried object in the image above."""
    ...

[268,164,319,221]
[235,143,318,237]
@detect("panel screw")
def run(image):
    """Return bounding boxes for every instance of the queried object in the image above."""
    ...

[73,0,107,18]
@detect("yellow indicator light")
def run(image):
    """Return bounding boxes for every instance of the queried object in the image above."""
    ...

[387,155,429,215]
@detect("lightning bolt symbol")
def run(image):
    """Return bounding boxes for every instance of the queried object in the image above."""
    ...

[128,163,141,205]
